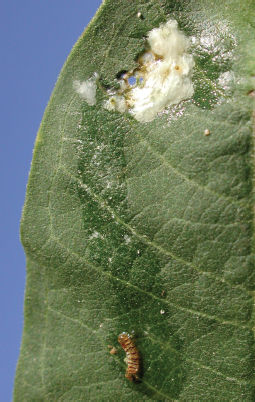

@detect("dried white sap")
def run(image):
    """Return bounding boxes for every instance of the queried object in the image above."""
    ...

[74,20,194,122]
[105,19,194,122]
[73,73,98,106]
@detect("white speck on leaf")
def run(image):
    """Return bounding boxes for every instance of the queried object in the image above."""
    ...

[89,231,102,240]
[124,235,131,244]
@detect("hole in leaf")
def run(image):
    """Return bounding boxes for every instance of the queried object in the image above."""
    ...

[128,76,136,86]
[116,70,128,79]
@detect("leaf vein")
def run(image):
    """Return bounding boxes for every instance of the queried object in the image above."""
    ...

[42,238,252,330]
[59,165,250,295]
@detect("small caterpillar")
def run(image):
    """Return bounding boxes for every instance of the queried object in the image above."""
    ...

[118,332,140,381]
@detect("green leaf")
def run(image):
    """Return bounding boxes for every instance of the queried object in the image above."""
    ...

[15,0,255,400]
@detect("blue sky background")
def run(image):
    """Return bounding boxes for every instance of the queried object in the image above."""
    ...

[1,1,102,399]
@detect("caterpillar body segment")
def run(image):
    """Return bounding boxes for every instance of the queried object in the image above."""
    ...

[118,332,140,382]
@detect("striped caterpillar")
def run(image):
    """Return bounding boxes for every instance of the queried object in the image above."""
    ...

[118,332,140,381]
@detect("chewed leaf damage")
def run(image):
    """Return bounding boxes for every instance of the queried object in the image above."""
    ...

[74,20,194,122]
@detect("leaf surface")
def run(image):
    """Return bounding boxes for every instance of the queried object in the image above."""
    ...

[15,0,255,400]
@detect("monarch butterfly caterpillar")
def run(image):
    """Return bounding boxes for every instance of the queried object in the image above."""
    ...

[118,332,140,382]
